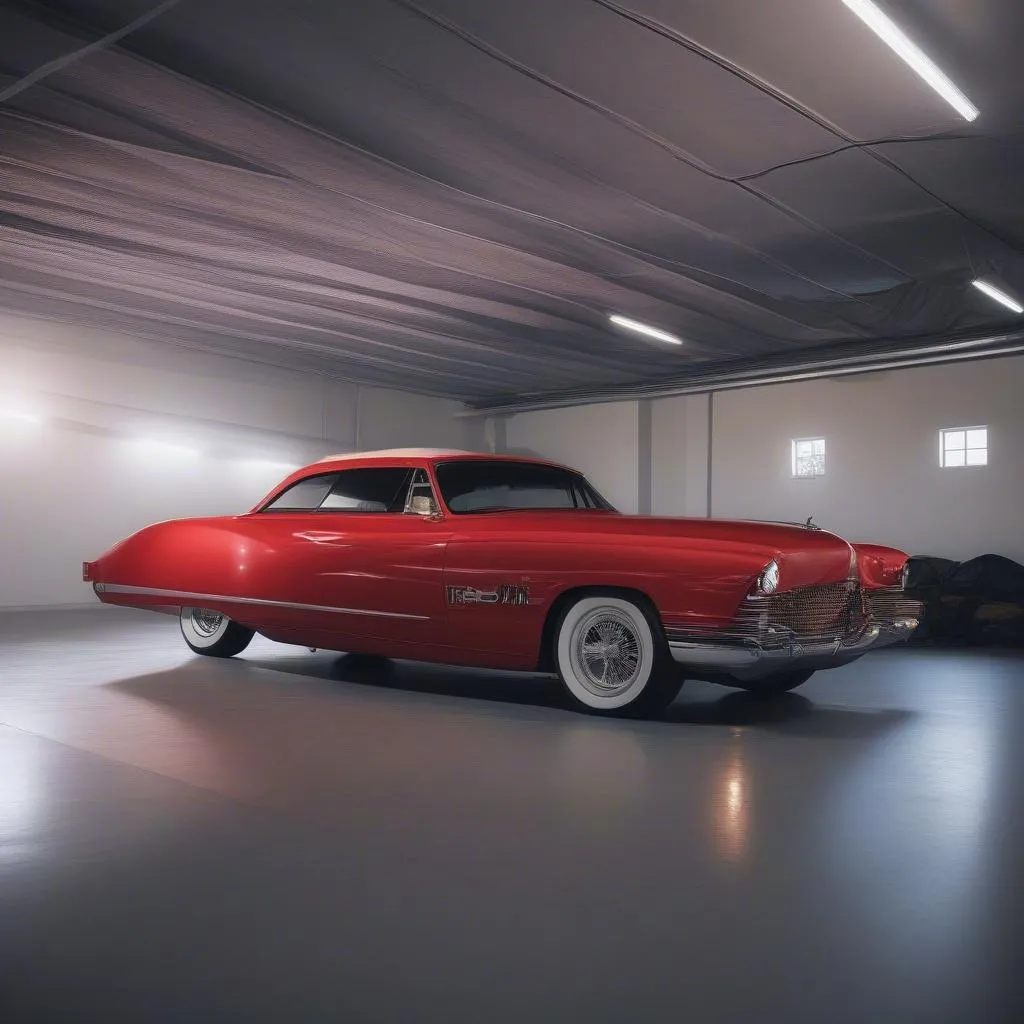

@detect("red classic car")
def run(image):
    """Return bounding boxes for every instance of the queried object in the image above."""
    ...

[84,448,921,715]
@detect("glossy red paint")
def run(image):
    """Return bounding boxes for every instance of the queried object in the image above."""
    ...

[88,450,912,672]
[852,542,909,589]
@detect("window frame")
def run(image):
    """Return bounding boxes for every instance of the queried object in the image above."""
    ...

[790,436,826,479]
[939,425,988,469]
[258,466,440,515]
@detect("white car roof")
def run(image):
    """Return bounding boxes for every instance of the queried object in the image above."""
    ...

[315,448,478,463]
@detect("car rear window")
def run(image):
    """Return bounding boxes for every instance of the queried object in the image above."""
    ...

[264,473,338,511]
[262,468,413,513]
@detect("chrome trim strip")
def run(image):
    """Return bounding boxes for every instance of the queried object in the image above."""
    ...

[99,584,430,621]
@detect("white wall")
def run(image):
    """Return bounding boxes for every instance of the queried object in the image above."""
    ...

[652,393,710,517]
[504,401,639,513]
[710,357,1024,562]
[0,321,472,608]
[356,386,467,451]
[488,354,1024,564]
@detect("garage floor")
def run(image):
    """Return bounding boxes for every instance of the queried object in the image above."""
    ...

[0,608,1020,1023]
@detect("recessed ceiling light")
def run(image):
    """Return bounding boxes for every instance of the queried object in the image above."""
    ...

[972,279,1023,314]
[841,0,979,122]
[608,314,683,346]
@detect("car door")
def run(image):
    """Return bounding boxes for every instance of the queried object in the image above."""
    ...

[240,465,450,646]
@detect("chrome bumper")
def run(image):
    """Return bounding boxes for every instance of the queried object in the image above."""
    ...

[668,617,919,681]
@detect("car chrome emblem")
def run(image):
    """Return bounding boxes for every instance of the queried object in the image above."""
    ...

[446,585,530,606]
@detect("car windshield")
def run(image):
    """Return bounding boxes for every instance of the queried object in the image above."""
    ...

[435,459,616,514]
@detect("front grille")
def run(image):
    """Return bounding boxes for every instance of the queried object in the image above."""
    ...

[753,581,859,640]
[665,582,923,649]
[863,586,923,625]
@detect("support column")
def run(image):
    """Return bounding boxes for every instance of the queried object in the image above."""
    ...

[637,399,652,514]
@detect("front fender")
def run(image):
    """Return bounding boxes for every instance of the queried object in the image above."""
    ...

[852,543,909,589]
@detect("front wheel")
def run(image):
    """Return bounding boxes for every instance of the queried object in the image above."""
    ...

[554,594,682,716]
[180,607,255,658]
[736,669,815,695]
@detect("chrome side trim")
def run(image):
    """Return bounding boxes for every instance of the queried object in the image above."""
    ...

[98,584,430,621]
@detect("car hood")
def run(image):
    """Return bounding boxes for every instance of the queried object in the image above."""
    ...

[453,510,859,589]
[461,510,840,546]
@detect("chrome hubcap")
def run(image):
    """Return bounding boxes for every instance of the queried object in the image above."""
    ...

[573,609,643,697]
[190,608,224,637]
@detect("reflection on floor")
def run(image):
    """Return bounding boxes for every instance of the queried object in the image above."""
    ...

[0,608,1020,1023]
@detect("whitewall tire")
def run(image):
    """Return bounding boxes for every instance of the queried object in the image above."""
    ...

[180,607,255,658]
[554,595,681,716]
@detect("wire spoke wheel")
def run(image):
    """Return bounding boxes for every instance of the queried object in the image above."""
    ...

[572,607,644,698]
[179,607,255,658]
[190,608,225,638]
[555,594,682,715]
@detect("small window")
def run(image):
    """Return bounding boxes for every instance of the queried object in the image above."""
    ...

[791,437,825,478]
[940,426,987,468]
[264,473,338,511]
[320,468,413,512]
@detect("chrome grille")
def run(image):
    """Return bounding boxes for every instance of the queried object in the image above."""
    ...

[665,582,923,649]
[753,581,860,640]
[863,586,923,625]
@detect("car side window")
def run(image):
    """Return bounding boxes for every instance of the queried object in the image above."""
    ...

[319,468,414,512]
[263,473,339,511]
[262,469,413,513]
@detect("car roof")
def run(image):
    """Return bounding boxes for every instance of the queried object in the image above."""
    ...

[310,448,568,472]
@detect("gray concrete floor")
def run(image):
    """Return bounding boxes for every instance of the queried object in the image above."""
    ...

[0,608,1021,1023]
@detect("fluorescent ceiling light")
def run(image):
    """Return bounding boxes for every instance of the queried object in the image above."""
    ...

[608,314,683,345]
[972,279,1023,314]
[2,410,43,423]
[841,0,979,122]
[135,439,202,457]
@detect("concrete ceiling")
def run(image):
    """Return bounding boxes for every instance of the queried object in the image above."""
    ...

[1,0,1023,406]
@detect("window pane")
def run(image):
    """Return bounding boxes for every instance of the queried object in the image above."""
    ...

[812,439,826,455]
[943,449,966,467]
[796,440,813,457]
[966,429,987,449]
[320,468,412,512]
[965,448,988,466]
[795,455,824,478]
[264,474,337,510]
[436,460,614,514]
[943,431,965,451]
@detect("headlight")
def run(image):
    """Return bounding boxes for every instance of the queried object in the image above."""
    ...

[901,561,911,591]
[757,560,780,595]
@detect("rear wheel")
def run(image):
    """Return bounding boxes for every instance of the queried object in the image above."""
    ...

[554,594,682,716]
[180,607,255,658]
[736,669,815,695]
